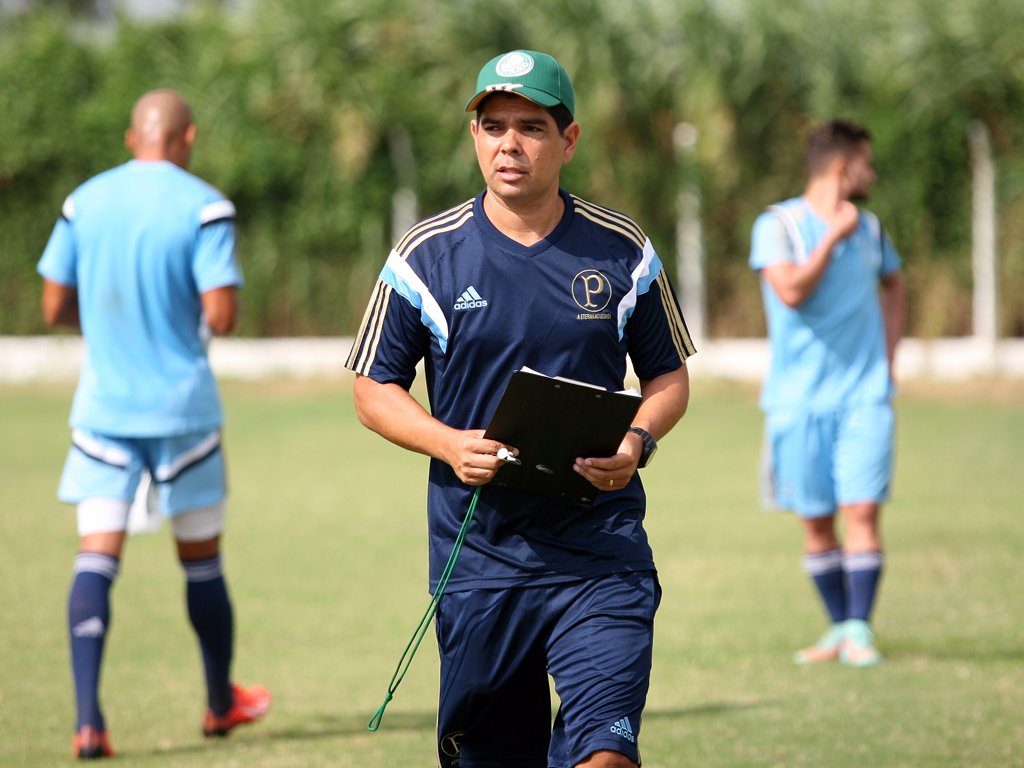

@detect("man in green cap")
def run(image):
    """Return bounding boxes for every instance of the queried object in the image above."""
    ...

[347,49,694,767]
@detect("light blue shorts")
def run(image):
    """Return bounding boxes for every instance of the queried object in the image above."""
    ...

[58,428,226,517]
[764,403,894,518]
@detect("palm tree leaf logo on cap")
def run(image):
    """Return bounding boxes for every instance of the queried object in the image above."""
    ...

[495,52,535,77]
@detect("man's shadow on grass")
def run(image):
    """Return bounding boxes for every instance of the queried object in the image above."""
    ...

[265,698,772,743]
[124,699,772,759]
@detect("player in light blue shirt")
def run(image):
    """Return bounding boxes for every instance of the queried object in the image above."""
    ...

[38,161,238,436]
[749,119,905,668]
[37,90,269,758]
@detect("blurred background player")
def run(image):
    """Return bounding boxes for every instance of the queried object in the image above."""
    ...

[37,89,270,758]
[347,50,694,767]
[749,119,906,667]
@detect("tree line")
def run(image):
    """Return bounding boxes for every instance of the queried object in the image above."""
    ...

[2,0,1022,338]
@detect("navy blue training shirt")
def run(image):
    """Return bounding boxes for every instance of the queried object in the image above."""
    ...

[346,189,695,591]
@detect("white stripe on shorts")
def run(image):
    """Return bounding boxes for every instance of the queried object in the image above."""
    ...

[71,429,131,467]
[154,431,221,483]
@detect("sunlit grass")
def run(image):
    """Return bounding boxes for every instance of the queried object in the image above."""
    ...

[1,377,1021,766]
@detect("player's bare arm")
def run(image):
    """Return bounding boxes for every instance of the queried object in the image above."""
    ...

[352,374,513,485]
[574,364,690,490]
[41,278,80,329]
[763,201,858,308]
[200,285,239,335]
[879,270,906,375]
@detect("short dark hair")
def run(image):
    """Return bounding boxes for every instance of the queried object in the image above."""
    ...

[807,119,872,176]
[546,103,574,134]
[476,97,575,135]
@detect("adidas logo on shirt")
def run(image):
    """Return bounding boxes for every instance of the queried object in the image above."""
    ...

[610,716,636,743]
[454,286,488,310]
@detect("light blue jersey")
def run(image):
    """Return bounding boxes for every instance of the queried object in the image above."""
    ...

[37,160,242,436]
[749,197,901,413]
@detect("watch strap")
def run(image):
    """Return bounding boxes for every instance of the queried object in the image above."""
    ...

[628,426,657,468]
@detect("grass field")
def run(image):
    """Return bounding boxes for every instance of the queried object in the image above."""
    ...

[2,376,1022,767]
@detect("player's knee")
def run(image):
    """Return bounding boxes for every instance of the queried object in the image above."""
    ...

[801,514,838,550]
[842,502,880,528]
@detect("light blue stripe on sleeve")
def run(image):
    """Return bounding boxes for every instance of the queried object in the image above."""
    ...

[617,239,662,340]
[380,250,450,353]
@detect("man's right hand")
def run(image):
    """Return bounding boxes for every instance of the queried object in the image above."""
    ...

[828,200,860,242]
[442,430,517,486]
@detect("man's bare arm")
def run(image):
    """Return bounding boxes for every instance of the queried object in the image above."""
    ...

[352,374,511,486]
[41,279,80,329]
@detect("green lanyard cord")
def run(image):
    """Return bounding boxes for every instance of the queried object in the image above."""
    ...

[367,485,482,732]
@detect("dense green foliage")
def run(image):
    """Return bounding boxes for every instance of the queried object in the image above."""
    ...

[3,0,1023,337]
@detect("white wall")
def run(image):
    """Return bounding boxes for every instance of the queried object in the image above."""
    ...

[4,336,1024,383]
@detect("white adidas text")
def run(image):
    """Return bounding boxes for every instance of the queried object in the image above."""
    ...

[454,286,488,311]
[610,717,636,743]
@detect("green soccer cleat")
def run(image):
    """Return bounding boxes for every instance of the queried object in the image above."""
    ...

[793,623,847,665]
[840,619,882,667]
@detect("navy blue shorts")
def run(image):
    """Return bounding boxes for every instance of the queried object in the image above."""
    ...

[434,571,661,767]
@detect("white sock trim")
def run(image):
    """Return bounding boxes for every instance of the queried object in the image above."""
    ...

[74,551,120,581]
[803,548,844,576]
[843,551,884,572]
[182,555,223,583]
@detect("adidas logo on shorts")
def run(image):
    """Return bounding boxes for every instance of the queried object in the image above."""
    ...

[610,716,636,743]
[454,286,488,310]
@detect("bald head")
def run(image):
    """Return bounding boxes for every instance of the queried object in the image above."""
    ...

[126,89,196,168]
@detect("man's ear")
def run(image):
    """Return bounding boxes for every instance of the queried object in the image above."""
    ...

[562,121,581,163]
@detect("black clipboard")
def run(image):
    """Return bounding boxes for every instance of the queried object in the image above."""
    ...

[483,368,642,504]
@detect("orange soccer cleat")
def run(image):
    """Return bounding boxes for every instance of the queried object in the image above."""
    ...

[72,726,114,760]
[202,683,272,737]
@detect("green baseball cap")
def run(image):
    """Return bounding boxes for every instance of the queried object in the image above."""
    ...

[465,50,575,118]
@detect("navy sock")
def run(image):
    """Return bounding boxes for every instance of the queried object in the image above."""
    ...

[803,549,846,624]
[182,555,234,715]
[844,551,884,621]
[68,552,120,731]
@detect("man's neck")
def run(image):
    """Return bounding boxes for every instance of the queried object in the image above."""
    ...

[482,190,565,247]
[802,176,846,220]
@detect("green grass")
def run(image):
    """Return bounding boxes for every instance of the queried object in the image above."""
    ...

[2,377,1022,767]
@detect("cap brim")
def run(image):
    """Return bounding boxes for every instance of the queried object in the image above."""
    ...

[465,86,563,113]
